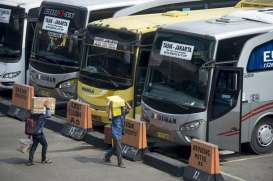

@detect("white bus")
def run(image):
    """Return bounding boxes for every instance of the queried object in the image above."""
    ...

[28,0,155,103]
[142,9,273,154]
[0,0,42,88]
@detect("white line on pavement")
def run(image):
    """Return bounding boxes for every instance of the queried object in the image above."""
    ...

[221,172,247,181]
[223,154,273,164]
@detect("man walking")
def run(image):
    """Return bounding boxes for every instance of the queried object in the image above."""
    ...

[27,102,52,166]
[104,100,131,168]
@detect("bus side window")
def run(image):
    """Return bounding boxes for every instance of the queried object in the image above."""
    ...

[135,49,150,106]
[216,34,260,62]
[211,70,239,119]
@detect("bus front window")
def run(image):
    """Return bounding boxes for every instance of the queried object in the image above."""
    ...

[33,8,84,67]
[144,32,215,113]
[84,46,133,79]
[81,28,137,89]
[0,6,24,61]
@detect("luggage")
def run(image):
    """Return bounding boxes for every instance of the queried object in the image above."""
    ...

[25,118,36,135]
[17,138,33,154]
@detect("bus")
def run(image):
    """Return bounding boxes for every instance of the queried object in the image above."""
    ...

[28,0,155,103]
[0,0,41,88]
[114,0,239,17]
[77,6,259,126]
[142,9,273,154]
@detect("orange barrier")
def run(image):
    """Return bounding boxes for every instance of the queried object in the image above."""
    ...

[67,100,92,129]
[12,83,34,110]
[183,139,224,181]
[122,118,147,149]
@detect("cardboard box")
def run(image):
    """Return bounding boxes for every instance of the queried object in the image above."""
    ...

[67,100,92,129]
[106,96,125,117]
[31,97,56,114]
[122,118,147,149]
[12,83,34,110]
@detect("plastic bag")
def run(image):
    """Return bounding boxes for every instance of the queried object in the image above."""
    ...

[17,138,33,154]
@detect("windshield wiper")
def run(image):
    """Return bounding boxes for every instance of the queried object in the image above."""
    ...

[98,66,119,88]
[144,93,189,110]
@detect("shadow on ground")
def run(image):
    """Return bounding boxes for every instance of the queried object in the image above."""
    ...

[49,145,96,153]
[0,157,27,165]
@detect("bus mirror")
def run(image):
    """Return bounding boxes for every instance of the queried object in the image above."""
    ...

[69,31,79,52]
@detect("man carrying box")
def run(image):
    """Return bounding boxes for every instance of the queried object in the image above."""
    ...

[104,96,131,168]
[26,101,52,166]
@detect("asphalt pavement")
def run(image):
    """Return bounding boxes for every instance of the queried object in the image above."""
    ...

[0,116,179,181]
[0,115,273,181]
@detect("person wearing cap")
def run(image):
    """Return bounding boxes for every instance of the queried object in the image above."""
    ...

[104,101,131,168]
[27,102,52,166]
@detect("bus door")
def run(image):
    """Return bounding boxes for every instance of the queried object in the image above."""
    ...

[207,66,243,152]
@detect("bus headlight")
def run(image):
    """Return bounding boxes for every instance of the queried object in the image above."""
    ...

[2,71,21,79]
[58,79,77,98]
[179,119,204,131]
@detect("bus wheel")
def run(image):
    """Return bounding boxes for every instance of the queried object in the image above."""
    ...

[250,118,273,154]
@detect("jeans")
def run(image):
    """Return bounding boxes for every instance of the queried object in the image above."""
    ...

[29,134,48,162]
[105,137,123,165]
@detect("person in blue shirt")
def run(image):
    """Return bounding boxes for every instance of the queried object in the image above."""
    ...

[104,102,131,168]
[27,102,52,166]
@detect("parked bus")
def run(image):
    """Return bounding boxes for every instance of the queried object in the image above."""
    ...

[28,0,155,102]
[0,0,41,88]
[114,0,239,17]
[77,5,260,125]
[142,9,273,154]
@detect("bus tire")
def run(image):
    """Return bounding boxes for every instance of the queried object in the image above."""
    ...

[250,118,273,154]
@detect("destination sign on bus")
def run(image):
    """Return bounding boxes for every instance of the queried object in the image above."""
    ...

[42,16,70,34]
[160,41,194,61]
[93,37,118,50]
[0,8,11,24]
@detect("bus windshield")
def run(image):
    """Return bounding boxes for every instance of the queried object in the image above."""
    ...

[81,27,137,87]
[33,7,85,67]
[0,6,24,61]
[144,32,215,111]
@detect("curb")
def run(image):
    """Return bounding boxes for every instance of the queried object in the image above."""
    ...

[143,152,186,177]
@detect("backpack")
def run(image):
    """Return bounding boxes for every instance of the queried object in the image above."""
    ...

[25,118,36,135]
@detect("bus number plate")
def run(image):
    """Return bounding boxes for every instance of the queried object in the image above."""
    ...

[156,132,170,140]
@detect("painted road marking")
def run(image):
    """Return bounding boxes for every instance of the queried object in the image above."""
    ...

[222,153,273,164]
[221,171,247,181]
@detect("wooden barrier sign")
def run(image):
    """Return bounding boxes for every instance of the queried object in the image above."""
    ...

[122,118,147,149]
[183,139,224,181]
[12,83,34,110]
[67,100,92,129]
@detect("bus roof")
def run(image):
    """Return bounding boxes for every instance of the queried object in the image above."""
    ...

[161,9,273,40]
[236,0,273,8]
[90,7,248,34]
[42,0,154,11]
[0,0,42,11]
[113,0,201,17]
